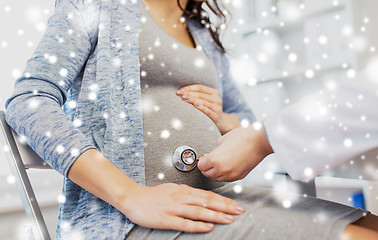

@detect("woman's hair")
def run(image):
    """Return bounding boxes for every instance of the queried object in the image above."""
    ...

[178,0,227,52]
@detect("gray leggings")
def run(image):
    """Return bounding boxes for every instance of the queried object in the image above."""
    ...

[126,184,366,240]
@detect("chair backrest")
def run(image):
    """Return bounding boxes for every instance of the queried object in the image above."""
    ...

[0,110,51,240]
[0,111,51,169]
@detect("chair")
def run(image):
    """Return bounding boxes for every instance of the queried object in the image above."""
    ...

[0,111,51,240]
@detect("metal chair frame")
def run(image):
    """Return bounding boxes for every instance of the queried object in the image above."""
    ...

[0,111,51,240]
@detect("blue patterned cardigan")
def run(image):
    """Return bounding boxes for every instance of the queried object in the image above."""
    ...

[5,0,255,238]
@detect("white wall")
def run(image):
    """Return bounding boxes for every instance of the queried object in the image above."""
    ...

[0,0,55,174]
[0,2,61,239]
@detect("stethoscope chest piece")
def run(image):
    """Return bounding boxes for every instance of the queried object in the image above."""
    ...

[172,145,198,172]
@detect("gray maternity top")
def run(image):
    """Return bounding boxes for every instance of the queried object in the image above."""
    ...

[139,3,224,189]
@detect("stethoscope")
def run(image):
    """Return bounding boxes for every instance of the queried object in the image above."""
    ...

[172,145,198,172]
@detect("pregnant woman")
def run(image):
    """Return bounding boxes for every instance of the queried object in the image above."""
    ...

[5,0,376,239]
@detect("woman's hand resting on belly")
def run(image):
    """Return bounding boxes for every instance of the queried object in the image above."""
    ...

[176,84,241,135]
[122,183,245,232]
[68,149,245,233]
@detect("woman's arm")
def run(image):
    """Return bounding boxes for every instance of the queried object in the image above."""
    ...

[69,148,245,232]
[5,0,97,176]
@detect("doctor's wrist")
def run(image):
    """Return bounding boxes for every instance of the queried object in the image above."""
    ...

[249,121,274,160]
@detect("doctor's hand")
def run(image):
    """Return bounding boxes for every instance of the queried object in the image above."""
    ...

[122,183,244,233]
[176,84,240,135]
[198,122,274,182]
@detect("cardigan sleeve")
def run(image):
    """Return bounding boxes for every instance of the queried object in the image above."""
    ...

[221,55,256,124]
[5,0,96,177]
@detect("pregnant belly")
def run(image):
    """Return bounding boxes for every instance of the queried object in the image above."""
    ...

[142,87,224,189]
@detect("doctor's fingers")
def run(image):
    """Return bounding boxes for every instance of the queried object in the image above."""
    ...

[200,167,220,179]
[202,167,238,182]
[198,155,216,172]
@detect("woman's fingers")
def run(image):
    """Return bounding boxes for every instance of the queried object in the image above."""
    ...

[167,216,214,233]
[177,84,218,96]
[194,102,219,121]
[176,205,234,225]
[187,187,244,215]
[180,91,220,104]
[176,84,226,128]
[176,85,222,109]
[122,183,244,233]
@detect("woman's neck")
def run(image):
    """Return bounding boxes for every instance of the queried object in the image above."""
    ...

[142,0,189,24]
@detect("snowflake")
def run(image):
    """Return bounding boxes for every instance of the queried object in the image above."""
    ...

[28,99,40,109]
[17,29,24,36]
[56,145,65,154]
[119,137,126,144]
[233,184,243,194]
[171,118,183,130]
[113,57,121,67]
[157,173,165,180]
[304,167,314,178]
[160,130,170,139]
[3,145,10,152]
[264,171,273,180]
[194,58,205,68]
[147,53,154,60]
[282,199,292,209]
[6,175,16,184]
[318,35,328,45]
[347,69,356,78]
[57,194,66,203]
[73,119,82,127]
[88,92,97,100]
[11,68,21,78]
[288,53,297,62]
[18,135,27,143]
[240,119,249,128]
[154,38,161,47]
[48,55,57,64]
[344,138,353,147]
[4,6,11,12]
[67,100,77,109]
[253,121,262,130]
[27,41,34,47]
[305,69,315,79]
[59,68,68,77]
[318,106,327,115]
[71,148,79,156]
